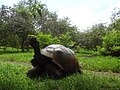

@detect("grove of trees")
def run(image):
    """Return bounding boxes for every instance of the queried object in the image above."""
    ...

[0,0,120,56]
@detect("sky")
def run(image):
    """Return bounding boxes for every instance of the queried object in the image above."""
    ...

[0,0,120,30]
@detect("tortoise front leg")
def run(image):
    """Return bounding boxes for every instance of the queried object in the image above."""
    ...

[45,64,61,79]
[26,67,46,78]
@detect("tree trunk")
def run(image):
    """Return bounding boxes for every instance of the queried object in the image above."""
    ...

[21,40,25,52]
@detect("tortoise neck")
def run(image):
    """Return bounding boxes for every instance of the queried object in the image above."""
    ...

[33,45,41,56]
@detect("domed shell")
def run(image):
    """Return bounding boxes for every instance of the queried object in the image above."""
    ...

[41,44,80,73]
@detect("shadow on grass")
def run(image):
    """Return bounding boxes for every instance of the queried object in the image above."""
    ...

[79,51,94,55]
[0,50,21,54]
[0,50,32,55]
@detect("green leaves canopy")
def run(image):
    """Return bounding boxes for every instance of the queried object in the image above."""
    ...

[100,30,120,56]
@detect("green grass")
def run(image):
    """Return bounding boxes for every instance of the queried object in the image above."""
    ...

[0,49,120,90]
[0,52,33,62]
[76,48,97,57]
[0,49,120,72]
[78,56,120,73]
[0,48,33,63]
[0,62,120,90]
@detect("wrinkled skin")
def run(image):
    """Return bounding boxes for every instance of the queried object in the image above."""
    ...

[27,37,81,79]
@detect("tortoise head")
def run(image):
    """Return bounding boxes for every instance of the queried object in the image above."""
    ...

[29,37,39,49]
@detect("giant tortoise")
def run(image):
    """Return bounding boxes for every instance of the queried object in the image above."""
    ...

[27,37,82,79]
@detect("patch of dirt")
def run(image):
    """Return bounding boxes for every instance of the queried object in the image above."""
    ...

[0,60,32,68]
[84,70,120,77]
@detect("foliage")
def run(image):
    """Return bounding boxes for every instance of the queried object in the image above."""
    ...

[0,0,46,52]
[0,1,78,52]
[16,0,45,18]
[0,5,11,47]
[111,7,120,22]
[0,4,35,52]
[31,32,76,49]
[27,0,45,17]
[109,7,120,31]
[99,30,120,56]
[35,32,60,48]
[58,32,76,48]
[111,18,120,30]
[0,0,119,54]
[78,23,106,50]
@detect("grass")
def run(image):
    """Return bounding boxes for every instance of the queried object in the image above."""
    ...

[0,62,120,90]
[0,48,120,90]
[0,52,33,62]
[78,56,120,73]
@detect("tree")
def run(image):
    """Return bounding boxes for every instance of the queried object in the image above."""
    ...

[0,0,78,51]
[0,0,45,52]
[0,5,11,47]
[98,8,120,56]
[13,2,35,52]
[109,8,120,30]
[77,23,106,50]
[34,9,78,37]
[99,30,120,56]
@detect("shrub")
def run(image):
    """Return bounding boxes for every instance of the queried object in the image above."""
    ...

[36,32,60,49]
[58,32,76,48]
[30,32,76,49]
[99,30,120,56]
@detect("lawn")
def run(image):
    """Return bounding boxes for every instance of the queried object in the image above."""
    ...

[0,48,120,90]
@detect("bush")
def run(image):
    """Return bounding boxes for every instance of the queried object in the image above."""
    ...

[58,32,76,48]
[31,32,76,49]
[36,32,60,49]
[99,30,120,56]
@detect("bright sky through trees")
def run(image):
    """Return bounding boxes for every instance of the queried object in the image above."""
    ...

[0,0,120,30]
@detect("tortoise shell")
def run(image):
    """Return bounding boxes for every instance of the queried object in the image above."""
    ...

[41,44,80,73]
